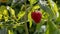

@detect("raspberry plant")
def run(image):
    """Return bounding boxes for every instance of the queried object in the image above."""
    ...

[0,0,60,34]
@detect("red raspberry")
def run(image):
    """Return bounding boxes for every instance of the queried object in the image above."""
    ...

[31,11,42,24]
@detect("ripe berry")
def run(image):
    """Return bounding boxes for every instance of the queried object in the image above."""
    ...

[31,11,42,24]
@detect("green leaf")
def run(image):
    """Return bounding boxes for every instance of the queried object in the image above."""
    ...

[3,9,8,15]
[36,19,45,31]
[0,6,6,20]
[16,26,24,34]
[17,11,25,20]
[47,20,60,34]
[45,20,60,34]
[29,0,38,5]
[8,30,14,34]
[48,0,58,12]
[9,7,16,17]
[55,16,60,25]
[39,4,54,19]
[47,0,59,18]
[0,11,3,20]
[45,25,49,34]
[28,12,32,28]
[32,5,40,10]
[3,9,9,22]
[0,6,6,10]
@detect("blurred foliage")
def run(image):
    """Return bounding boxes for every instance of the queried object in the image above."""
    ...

[0,0,60,34]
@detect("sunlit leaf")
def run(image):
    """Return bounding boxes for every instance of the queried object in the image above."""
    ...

[17,11,25,20]
[4,16,9,22]
[29,0,38,5]
[48,0,58,12]
[47,0,59,18]
[9,7,16,17]
[3,9,8,15]
[0,6,7,20]
[8,30,14,34]
[0,12,3,20]
[13,23,22,28]
[39,4,54,19]
[32,5,40,10]
[3,9,9,22]
[28,12,32,28]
